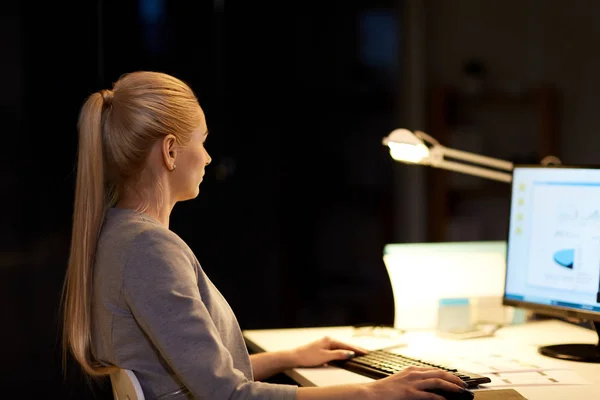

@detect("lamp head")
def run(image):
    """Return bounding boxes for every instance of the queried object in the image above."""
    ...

[382,129,430,164]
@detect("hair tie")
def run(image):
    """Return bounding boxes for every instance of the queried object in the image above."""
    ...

[100,89,114,105]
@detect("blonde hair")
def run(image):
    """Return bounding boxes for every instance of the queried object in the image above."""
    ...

[62,71,203,376]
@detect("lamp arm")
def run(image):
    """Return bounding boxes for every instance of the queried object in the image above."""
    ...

[414,130,440,146]
[440,147,514,171]
[433,160,513,182]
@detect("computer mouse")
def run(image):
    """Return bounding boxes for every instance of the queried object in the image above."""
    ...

[425,388,474,400]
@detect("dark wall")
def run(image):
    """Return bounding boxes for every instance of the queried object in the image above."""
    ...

[1,1,399,397]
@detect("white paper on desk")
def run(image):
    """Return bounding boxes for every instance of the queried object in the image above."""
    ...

[448,352,567,374]
[479,369,591,387]
[391,339,568,375]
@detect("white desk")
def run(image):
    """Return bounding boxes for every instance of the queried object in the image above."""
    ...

[244,320,600,399]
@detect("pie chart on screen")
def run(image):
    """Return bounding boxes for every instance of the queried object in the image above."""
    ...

[553,249,574,269]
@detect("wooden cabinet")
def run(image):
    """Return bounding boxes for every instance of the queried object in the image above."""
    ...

[426,84,560,242]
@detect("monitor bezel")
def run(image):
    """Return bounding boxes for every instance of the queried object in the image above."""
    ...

[502,163,600,323]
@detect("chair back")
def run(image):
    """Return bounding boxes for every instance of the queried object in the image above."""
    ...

[110,369,145,400]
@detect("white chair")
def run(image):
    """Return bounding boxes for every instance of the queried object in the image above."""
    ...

[110,368,145,400]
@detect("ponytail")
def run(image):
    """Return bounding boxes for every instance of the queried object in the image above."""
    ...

[62,92,116,376]
[61,71,204,378]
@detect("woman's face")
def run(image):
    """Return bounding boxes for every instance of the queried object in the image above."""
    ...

[172,115,212,201]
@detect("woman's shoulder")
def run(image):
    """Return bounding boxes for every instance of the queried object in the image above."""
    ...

[105,211,201,284]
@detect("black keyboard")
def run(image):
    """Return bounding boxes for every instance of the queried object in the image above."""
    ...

[329,350,491,388]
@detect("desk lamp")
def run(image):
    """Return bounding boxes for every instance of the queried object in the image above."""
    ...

[382,129,514,182]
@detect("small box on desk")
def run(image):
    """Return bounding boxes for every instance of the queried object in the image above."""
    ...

[436,296,511,339]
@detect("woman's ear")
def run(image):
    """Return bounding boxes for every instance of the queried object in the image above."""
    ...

[161,134,178,171]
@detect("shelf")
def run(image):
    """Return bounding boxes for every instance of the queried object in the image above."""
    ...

[454,91,537,106]
[427,84,559,242]
[448,184,510,202]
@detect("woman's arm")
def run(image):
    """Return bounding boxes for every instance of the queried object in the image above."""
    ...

[123,230,295,399]
[250,336,365,381]
[251,339,471,400]
[124,231,468,400]
[250,350,296,381]
[297,367,471,400]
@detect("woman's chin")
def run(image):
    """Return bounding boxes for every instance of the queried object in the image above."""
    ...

[192,185,201,198]
[180,186,201,201]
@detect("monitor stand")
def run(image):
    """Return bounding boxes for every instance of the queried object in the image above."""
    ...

[538,321,600,363]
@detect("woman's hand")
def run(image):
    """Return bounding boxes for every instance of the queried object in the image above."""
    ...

[290,336,369,368]
[368,366,471,400]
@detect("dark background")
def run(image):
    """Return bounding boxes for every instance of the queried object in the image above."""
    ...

[2,1,399,397]
[2,0,598,398]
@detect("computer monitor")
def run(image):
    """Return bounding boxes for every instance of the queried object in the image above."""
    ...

[504,165,600,363]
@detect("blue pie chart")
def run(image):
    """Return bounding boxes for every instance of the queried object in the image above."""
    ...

[553,249,574,269]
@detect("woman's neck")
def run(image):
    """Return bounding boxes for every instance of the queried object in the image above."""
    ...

[116,192,174,229]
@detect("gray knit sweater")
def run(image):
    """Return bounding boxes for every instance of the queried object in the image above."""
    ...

[91,207,297,399]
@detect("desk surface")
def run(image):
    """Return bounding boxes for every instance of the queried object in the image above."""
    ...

[243,320,600,400]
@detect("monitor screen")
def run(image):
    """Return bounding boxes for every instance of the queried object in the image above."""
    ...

[504,165,600,362]
[504,165,600,321]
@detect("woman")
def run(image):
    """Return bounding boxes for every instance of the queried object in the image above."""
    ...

[62,71,469,399]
